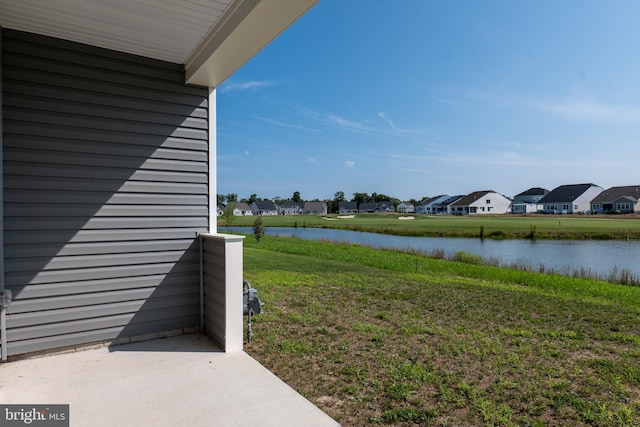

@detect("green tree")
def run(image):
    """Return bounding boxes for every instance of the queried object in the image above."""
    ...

[253,216,265,243]
[248,194,258,204]
[352,192,371,205]
[331,191,346,214]
[225,193,238,203]
[222,202,237,227]
[217,194,225,205]
[292,191,302,203]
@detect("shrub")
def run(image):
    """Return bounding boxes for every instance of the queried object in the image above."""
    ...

[253,216,265,242]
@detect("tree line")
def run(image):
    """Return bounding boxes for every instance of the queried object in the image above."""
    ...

[217,191,428,214]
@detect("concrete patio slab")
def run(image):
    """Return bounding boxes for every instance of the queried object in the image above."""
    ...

[0,334,339,426]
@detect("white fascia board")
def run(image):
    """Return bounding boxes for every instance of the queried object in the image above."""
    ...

[184,0,318,88]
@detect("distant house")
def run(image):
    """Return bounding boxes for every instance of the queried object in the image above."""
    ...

[233,202,252,216]
[538,183,604,214]
[278,201,303,215]
[338,201,358,214]
[359,201,395,213]
[217,204,225,216]
[416,195,449,214]
[433,195,464,214]
[590,185,640,214]
[251,201,278,216]
[303,201,327,215]
[511,187,549,214]
[397,201,415,214]
[450,190,511,215]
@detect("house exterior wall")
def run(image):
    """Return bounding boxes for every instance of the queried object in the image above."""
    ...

[476,194,511,214]
[397,202,414,214]
[304,202,327,215]
[574,186,604,213]
[233,203,252,216]
[592,198,640,214]
[277,203,302,215]
[454,193,511,215]
[543,186,603,214]
[612,197,638,213]
[250,202,277,216]
[511,202,540,214]
[511,194,543,213]
[338,204,358,214]
[2,29,210,356]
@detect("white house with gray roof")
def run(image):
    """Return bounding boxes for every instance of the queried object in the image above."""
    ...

[278,201,303,215]
[510,187,549,214]
[450,191,511,215]
[539,183,603,214]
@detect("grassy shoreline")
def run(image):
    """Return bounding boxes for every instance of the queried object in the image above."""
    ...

[220,213,640,240]
[243,235,640,426]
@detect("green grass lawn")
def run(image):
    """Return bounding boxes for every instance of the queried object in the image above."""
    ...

[242,235,640,426]
[220,213,640,240]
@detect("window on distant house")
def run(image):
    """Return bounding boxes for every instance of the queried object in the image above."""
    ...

[563,204,569,211]
[486,199,491,204]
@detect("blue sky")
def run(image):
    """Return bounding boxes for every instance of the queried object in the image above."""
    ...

[217,0,640,202]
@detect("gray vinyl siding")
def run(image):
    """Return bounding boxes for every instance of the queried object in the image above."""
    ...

[2,29,209,356]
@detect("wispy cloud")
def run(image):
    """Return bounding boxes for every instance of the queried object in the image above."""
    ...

[324,114,377,134]
[298,107,421,137]
[220,80,280,93]
[378,112,421,134]
[346,160,355,168]
[533,99,640,123]
[254,116,320,133]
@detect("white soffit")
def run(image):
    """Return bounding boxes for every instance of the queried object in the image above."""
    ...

[0,0,318,88]
[0,0,234,64]
[184,0,318,87]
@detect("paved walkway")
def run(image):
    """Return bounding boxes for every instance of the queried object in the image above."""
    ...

[0,334,339,426]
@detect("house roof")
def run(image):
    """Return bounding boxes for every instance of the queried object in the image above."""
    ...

[359,202,393,210]
[591,185,640,204]
[451,190,495,207]
[0,0,319,87]
[418,195,447,206]
[252,200,276,210]
[279,201,303,209]
[235,202,251,211]
[434,195,464,207]
[515,187,549,197]
[339,201,358,209]
[539,183,599,204]
[304,201,326,211]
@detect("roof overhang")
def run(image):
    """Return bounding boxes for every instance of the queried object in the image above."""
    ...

[184,0,317,87]
[0,0,318,88]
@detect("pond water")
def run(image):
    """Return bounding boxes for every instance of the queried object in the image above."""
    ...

[225,226,640,279]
